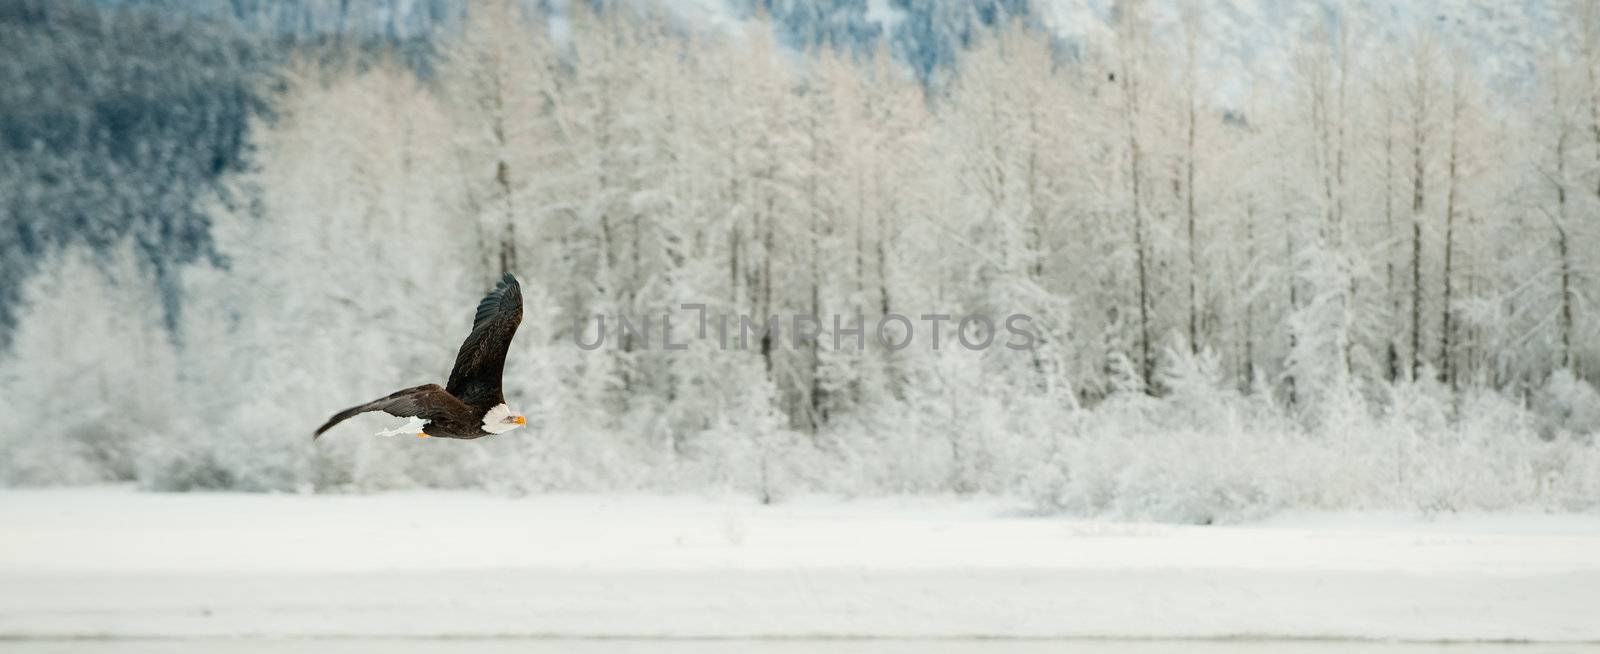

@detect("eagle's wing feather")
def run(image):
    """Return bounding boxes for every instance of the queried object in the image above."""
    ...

[445,273,523,411]
[313,383,468,439]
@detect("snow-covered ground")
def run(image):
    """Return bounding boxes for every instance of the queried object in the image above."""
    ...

[1,487,1597,647]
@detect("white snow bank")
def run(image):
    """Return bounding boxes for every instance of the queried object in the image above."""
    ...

[1,487,1596,642]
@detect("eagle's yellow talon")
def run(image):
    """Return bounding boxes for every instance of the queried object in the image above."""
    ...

[416,432,430,438]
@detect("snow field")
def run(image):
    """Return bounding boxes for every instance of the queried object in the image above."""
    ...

[1,488,1596,643]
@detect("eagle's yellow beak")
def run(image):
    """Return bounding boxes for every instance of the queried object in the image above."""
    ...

[514,415,527,425]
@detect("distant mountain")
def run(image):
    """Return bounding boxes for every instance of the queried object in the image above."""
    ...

[0,0,1560,341]
[0,0,269,334]
[87,0,1554,94]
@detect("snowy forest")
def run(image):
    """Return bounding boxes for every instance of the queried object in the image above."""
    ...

[3,0,1600,523]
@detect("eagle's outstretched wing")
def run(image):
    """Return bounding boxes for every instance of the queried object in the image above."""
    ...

[313,383,468,439]
[445,273,523,411]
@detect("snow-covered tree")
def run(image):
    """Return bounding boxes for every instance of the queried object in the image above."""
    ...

[0,243,177,485]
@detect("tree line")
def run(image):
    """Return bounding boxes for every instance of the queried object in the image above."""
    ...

[3,0,1598,512]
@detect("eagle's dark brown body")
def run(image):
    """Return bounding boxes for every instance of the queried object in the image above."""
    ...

[314,274,526,440]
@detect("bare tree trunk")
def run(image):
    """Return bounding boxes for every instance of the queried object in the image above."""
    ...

[1177,12,1201,356]
[1027,112,1046,283]
[1124,70,1152,392]
[490,57,517,275]
[1134,161,1152,390]
[1583,10,1600,378]
[856,170,866,298]
[1285,210,1299,408]
[1410,217,1423,381]
[761,171,775,374]
[807,117,824,432]
[494,163,516,273]
[1243,201,1256,391]
[1560,227,1575,370]
[1383,97,1400,382]
[1185,85,1199,354]
[1118,1,1153,393]
[810,241,823,429]
[730,222,741,307]
[1440,77,1462,390]
[1409,71,1428,381]
[877,186,898,400]
[1556,125,1575,370]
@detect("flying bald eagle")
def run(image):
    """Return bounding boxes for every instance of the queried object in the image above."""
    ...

[314,273,528,440]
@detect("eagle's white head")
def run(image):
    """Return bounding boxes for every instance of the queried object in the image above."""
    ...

[482,403,527,435]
